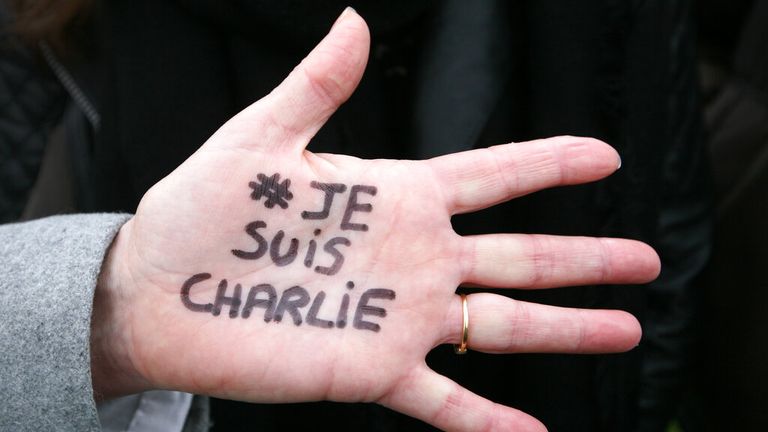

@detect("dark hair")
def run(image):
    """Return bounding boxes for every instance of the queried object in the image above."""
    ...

[8,0,94,55]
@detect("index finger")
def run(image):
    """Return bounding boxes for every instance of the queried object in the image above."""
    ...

[428,136,621,214]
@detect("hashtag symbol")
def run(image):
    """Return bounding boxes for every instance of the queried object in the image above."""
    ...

[248,173,294,209]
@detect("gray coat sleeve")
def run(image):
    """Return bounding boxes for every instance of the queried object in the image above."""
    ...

[0,213,131,431]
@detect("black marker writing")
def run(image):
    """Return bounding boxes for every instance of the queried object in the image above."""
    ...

[306,291,335,328]
[180,275,395,332]
[231,221,268,259]
[336,293,350,328]
[236,181,378,276]
[249,173,293,209]
[336,281,354,328]
[314,237,351,276]
[354,288,396,332]
[180,273,213,313]
[270,230,299,266]
[301,182,346,220]
[274,286,310,325]
[304,229,321,268]
[242,284,277,321]
[341,185,377,231]
[212,280,242,318]
[233,222,353,275]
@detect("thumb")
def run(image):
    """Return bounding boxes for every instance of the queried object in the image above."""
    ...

[218,8,370,152]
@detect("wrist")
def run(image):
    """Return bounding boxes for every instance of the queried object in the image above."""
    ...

[91,219,152,400]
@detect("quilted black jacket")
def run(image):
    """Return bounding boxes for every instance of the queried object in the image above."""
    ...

[0,17,66,222]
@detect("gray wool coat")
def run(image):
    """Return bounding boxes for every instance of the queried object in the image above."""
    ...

[0,214,209,432]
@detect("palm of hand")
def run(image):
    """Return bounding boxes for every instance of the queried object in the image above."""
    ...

[125,148,458,403]
[99,9,660,431]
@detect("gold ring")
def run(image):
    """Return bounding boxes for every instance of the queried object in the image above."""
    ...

[454,294,469,354]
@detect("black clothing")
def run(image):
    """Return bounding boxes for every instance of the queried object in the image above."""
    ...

[0,1,709,431]
[685,1,768,430]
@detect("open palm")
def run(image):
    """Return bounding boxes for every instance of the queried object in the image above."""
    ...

[96,9,659,431]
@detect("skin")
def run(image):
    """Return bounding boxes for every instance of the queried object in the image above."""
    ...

[90,9,660,432]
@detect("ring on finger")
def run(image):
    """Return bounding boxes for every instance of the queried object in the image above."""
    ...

[454,294,469,354]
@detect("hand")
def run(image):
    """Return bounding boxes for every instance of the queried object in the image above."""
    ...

[92,8,659,431]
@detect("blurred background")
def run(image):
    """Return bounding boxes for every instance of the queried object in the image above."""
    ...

[682,0,768,430]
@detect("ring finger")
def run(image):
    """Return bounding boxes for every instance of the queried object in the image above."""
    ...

[439,293,641,354]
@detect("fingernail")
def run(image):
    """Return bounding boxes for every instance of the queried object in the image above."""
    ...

[616,154,622,170]
[332,6,356,29]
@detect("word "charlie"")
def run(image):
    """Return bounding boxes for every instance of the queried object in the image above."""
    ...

[180,273,396,332]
